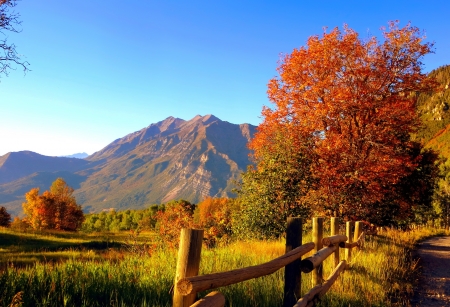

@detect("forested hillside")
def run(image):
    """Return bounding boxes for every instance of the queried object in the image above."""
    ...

[416,65,450,158]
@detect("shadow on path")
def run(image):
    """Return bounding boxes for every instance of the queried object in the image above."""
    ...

[412,236,450,306]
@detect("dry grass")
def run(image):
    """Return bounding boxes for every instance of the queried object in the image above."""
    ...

[0,226,447,306]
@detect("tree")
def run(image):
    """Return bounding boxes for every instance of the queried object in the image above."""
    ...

[434,158,450,229]
[0,0,29,77]
[252,22,438,222]
[195,197,233,246]
[368,145,439,226]
[235,127,314,239]
[0,206,11,227]
[22,178,84,231]
[155,200,196,248]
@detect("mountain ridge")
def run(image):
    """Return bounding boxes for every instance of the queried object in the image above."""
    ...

[0,115,256,215]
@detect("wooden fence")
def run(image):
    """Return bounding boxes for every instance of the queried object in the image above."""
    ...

[173,217,367,307]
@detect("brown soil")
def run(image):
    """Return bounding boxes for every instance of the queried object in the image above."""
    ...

[412,236,450,306]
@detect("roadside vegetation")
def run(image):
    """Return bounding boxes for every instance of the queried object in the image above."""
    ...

[0,225,448,307]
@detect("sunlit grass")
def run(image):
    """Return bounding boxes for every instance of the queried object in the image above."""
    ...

[0,226,448,306]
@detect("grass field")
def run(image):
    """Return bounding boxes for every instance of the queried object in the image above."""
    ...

[0,226,447,307]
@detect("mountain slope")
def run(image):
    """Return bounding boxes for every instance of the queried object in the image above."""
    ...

[0,151,92,184]
[0,171,87,216]
[76,115,256,212]
[415,65,450,159]
[0,115,256,214]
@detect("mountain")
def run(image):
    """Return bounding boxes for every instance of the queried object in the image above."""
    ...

[0,151,93,184]
[63,152,89,159]
[78,114,255,212]
[415,65,450,159]
[0,115,256,215]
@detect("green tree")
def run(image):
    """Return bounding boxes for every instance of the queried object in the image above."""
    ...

[434,159,450,229]
[235,128,314,239]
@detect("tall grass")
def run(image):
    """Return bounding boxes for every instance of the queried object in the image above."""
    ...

[0,227,447,306]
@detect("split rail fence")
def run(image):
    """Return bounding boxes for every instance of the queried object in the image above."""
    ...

[173,217,367,307]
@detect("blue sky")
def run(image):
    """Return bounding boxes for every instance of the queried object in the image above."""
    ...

[1,1,449,157]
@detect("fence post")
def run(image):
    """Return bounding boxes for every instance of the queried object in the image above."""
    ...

[312,217,324,286]
[330,217,339,268]
[283,217,302,307]
[354,221,362,250]
[173,228,204,307]
[345,221,353,267]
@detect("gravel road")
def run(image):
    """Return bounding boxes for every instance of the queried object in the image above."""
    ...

[412,236,450,306]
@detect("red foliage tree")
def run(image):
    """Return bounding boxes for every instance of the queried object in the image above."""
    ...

[251,22,438,220]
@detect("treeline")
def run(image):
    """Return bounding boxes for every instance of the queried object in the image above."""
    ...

[81,205,160,232]
[82,198,235,247]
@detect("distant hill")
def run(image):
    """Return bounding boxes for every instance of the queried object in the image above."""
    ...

[0,115,256,215]
[63,152,89,159]
[415,65,450,159]
[0,151,93,184]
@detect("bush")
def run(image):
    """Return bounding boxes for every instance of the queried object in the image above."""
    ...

[155,200,196,248]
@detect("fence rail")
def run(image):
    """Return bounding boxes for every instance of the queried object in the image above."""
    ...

[173,217,367,307]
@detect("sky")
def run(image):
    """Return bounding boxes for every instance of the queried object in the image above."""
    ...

[1,1,449,157]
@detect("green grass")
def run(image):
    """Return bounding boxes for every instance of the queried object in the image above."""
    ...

[0,227,447,306]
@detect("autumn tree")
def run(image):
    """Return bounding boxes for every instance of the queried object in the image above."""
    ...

[251,22,438,222]
[22,178,84,231]
[155,200,196,248]
[0,0,29,77]
[0,206,11,227]
[194,197,233,246]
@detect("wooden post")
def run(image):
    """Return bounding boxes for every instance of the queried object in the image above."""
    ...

[173,228,204,307]
[312,217,323,286]
[345,222,353,267]
[330,217,339,268]
[354,221,362,250]
[283,217,302,307]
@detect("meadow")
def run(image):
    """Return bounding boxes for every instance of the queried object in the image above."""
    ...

[0,226,447,307]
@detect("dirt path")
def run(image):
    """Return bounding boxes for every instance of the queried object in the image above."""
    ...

[412,236,450,306]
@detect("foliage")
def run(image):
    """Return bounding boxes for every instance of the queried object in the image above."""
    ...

[22,178,84,231]
[194,197,234,247]
[0,0,29,77]
[0,206,11,227]
[433,158,450,229]
[235,127,314,239]
[251,21,438,223]
[155,199,196,248]
[365,145,439,226]
[415,64,450,145]
[81,205,162,233]
[9,216,29,231]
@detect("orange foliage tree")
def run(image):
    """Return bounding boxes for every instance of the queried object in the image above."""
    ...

[251,22,438,221]
[155,200,197,248]
[195,197,233,247]
[22,178,84,231]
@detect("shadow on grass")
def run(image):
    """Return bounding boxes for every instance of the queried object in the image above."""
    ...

[0,232,124,252]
